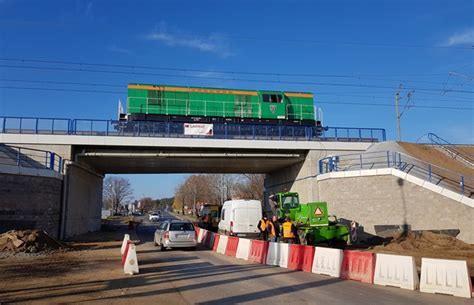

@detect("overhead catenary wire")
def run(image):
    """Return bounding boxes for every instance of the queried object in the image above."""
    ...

[0,57,471,86]
[0,86,471,110]
[0,78,472,104]
[1,63,473,94]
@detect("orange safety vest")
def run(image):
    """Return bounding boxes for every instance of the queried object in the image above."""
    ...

[282,221,295,238]
[267,221,276,237]
[259,219,268,231]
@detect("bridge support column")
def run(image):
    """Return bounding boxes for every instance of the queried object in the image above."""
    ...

[60,163,103,239]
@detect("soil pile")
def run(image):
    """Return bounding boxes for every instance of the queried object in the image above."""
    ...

[0,230,64,253]
[373,231,474,257]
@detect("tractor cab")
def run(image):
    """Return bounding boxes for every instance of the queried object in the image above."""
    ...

[274,191,331,226]
[273,192,300,220]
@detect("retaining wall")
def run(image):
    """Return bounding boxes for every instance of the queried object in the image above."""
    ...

[0,173,62,238]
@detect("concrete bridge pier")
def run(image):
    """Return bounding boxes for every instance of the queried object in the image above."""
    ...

[60,163,103,239]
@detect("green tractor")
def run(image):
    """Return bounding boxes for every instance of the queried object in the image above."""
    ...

[272,192,350,246]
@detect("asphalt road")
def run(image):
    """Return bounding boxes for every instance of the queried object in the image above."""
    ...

[129,212,470,305]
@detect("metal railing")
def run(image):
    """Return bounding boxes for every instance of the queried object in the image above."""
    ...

[0,116,386,142]
[319,151,473,197]
[0,144,63,173]
[428,133,474,167]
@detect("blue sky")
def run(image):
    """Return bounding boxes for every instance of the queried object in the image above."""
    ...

[1,0,472,198]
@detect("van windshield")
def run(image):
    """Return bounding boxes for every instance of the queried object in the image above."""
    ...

[282,195,299,209]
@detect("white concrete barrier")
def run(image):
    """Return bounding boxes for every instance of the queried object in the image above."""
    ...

[374,253,419,290]
[120,234,130,255]
[266,242,280,266]
[420,258,472,298]
[236,238,251,260]
[123,244,139,275]
[197,229,205,243]
[216,235,228,254]
[278,243,290,268]
[312,247,343,277]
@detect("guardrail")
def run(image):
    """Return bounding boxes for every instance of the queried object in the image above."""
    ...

[319,151,473,197]
[427,133,474,167]
[0,144,63,173]
[0,116,386,142]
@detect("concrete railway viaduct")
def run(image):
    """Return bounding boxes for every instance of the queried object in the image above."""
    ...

[0,122,472,243]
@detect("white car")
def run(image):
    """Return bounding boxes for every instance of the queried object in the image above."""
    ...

[154,220,197,251]
[149,213,160,222]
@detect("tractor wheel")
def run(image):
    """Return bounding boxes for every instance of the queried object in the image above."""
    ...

[329,239,347,249]
[306,234,315,246]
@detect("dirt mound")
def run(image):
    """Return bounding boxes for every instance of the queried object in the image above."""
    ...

[374,231,474,252]
[0,230,64,253]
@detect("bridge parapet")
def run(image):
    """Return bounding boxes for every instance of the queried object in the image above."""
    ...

[0,116,386,143]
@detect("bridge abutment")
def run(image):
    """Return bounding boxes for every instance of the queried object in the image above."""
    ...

[61,163,103,239]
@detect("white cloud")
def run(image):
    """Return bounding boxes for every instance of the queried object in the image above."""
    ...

[146,23,234,58]
[444,28,474,46]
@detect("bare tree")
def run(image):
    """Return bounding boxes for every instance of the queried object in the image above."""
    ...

[103,176,134,214]
[174,174,264,208]
[234,174,265,202]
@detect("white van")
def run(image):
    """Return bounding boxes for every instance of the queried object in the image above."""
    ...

[218,199,262,238]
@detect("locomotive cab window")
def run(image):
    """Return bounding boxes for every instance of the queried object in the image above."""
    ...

[262,94,282,103]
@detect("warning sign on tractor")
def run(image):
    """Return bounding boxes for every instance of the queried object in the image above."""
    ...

[314,207,323,216]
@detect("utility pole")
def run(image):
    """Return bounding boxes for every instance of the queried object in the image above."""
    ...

[395,91,401,142]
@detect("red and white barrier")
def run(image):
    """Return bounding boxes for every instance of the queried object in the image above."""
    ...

[120,234,130,255]
[236,238,251,260]
[278,243,290,268]
[249,240,268,264]
[197,228,206,243]
[121,240,132,266]
[312,247,343,277]
[341,250,376,284]
[374,253,419,290]
[123,243,139,275]
[288,244,305,270]
[266,242,280,266]
[420,258,472,298]
[212,234,220,252]
[302,246,315,272]
[199,230,469,300]
[225,236,239,257]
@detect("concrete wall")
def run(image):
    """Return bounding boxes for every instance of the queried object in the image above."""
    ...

[0,173,62,238]
[265,149,366,209]
[63,164,103,238]
[317,174,474,243]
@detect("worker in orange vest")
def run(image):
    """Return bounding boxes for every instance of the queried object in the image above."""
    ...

[281,217,298,244]
[267,215,280,242]
[257,214,269,241]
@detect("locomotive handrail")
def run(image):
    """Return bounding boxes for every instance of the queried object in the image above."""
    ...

[126,97,316,121]
[0,116,386,142]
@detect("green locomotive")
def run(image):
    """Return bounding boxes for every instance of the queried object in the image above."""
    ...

[125,83,321,127]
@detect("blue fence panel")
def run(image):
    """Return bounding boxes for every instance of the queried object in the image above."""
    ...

[0,116,386,142]
[0,144,62,173]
